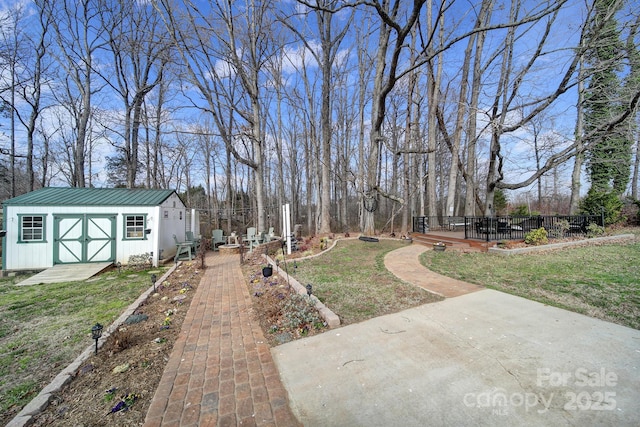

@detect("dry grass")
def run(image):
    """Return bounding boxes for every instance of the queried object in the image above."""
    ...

[290,238,443,325]
[421,234,640,329]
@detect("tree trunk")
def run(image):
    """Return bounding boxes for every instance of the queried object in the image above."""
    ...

[318,8,333,234]
[632,136,640,200]
[445,0,488,218]
[569,59,584,215]
[484,0,518,216]
[363,20,390,236]
[426,4,444,223]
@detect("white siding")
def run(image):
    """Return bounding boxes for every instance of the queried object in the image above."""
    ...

[4,205,54,270]
[2,194,187,272]
[115,206,156,265]
[157,193,188,262]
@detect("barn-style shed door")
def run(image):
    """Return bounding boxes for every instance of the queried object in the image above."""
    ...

[53,214,116,264]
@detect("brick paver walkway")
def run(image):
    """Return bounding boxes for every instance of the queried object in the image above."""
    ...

[384,244,483,297]
[144,253,300,427]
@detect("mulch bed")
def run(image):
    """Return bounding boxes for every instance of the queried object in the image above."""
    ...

[29,261,203,427]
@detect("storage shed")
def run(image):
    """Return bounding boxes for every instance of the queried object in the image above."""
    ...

[1,187,198,273]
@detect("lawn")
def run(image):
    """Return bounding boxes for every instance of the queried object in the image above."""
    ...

[291,238,443,325]
[420,238,640,330]
[0,266,166,425]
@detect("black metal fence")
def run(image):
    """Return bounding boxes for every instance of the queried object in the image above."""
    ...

[413,215,604,242]
[413,216,467,233]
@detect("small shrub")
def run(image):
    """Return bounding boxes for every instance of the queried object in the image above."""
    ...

[585,222,605,238]
[248,268,327,344]
[110,328,134,353]
[297,243,310,252]
[281,294,323,332]
[548,219,569,239]
[524,227,548,246]
[636,199,640,224]
[104,388,117,403]
[319,237,329,250]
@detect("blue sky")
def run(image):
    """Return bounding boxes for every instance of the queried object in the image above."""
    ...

[0,0,637,203]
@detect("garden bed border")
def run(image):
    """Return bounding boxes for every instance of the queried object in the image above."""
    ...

[264,254,341,328]
[487,234,635,256]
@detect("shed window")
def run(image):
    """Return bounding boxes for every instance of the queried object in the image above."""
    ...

[19,215,45,242]
[124,214,146,239]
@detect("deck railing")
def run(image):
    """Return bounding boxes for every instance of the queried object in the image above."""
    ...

[412,215,604,242]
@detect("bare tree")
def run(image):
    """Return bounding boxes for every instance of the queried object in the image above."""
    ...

[444,0,492,218]
[494,2,640,206]
[43,0,108,187]
[264,54,286,231]
[625,15,640,199]
[362,0,427,235]
[463,1,493,216]
[16,7,51,192]
[360,0,565,231]
[154,0,278,232]
[425,1,445,223]
[0,5,24,197]
[100,0,170,188]
[282,1,353,234]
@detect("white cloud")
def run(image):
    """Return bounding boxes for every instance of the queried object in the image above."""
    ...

[282,42,320,73]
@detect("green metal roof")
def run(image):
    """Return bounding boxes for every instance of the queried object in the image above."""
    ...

[3,187,178,207]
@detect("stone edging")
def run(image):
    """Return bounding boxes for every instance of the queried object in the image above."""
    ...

[281,235,408,263]
[263,236,408,328]
[7,263,180,427]
[488,234,636,256]
[280,237,350,262]
[264,254,340,328]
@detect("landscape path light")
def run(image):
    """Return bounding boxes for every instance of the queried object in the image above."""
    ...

[91,323,103,354]
[151,273,157,292]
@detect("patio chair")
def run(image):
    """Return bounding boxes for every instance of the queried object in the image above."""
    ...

[173,234,192,261]
[475,220,489,235]
[253,231,265,248]
[243,227,257,251]
[211,229,225,251]
[185,231,200,253]
[497,221,511,237]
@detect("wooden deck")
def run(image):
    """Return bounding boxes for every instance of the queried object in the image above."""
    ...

[411,231,490,252]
